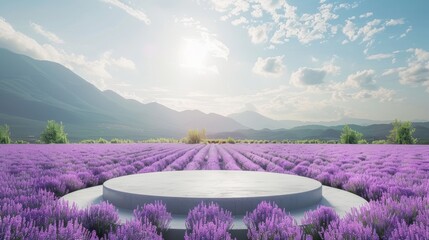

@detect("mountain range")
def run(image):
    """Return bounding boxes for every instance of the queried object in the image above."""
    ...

[1,48,428,143]
[228,111,390,130]
[209,122,429,143]
[0,48,246,141]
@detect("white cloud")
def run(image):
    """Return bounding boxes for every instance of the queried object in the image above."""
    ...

[258,0,285,13]
[231,16,248,26]
[177,17,229,61]
[386,18,405,26]
[400,26,412,38]
[176,17,229,74]
[334,2,358,11]
[352,88,396,102]
[290,67,328,86]
[0,18,135,89]
[345,69,376,89]
[384,48,429,92]
[342,20,358,41]
[216,1,339,45]
[359,19,385,42]
[343,19,386,43]
[248,24,270,44]
[251,5,263,18]
[366,53,394,60]
[252,55,285,77]
[100,0,150,24]
[269,3,339,44]
[359,12,373,18]
[209,0,249,20]
[30,22,64,44]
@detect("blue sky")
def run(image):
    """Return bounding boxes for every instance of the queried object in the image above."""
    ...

[1,0,429,121]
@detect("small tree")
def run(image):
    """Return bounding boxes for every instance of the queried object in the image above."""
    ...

[340,125,363,144]
[0,124,11,144]
[40,120,68,143]
[186,129,206,144]
[387,119,417,144]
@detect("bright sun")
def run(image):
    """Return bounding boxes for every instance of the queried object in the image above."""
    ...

[181,39,208,72]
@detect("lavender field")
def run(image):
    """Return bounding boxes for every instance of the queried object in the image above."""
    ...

[0,143,428,239]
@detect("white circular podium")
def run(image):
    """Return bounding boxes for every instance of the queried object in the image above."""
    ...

[103,171,322,215]
[62,170,367,239]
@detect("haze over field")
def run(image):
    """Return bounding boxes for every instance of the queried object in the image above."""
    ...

[1,0,429,124]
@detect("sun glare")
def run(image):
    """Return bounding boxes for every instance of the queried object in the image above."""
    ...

[180,39,208,72]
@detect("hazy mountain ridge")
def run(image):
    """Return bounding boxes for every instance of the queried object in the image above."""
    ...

[228,111,391,130]
[0,48,247,141]
[209,122,429,142]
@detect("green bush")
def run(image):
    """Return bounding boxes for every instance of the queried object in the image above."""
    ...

[40,120,68,144]
[340,125,363,144]
[358,139,368,144]
[387,119,417,144]
[110,138,134,144]
[372,140,387,144]
[227,137,236,144]
[186,129,206,144]
[0,124,11,144]
[97,138,109,144]
[14,140,28,144]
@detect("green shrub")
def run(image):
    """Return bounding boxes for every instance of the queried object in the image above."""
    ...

[110,138,134,144]
[372,140,387,144]
[358,139,368,144]
[0,124,11,144]
[387,119,417,144]
[40,120,68,144]
[227,137,236,144]
[80,139,97,144]
[340,125,363,144]
[97,138,109,144]
[186,129,206,144]
[14,140,28,144]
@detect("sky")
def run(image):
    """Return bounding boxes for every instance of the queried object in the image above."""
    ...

[1,0,429,121]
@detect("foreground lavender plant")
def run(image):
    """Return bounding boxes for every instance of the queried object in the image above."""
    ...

[0,215,39,240]
[185,202,233,231]
[301,206,339,240]
[108,219,162,240]
[184,221,234,240]
[133,201,172,233]
[80,202,119,238]
[185,202,234,240]
[323,219,379,240]
[244,201,304,240]
[36,220,97,240]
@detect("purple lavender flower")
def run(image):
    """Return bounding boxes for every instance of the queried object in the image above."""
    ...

[108,219,162,240]
[301,206,339,240]
[133,201,172,233]
[0,215,39,240]
[80,201,119,238]
[323,219,379,240]
[389,220,429,240]
[184,221,235,240]
[244,201,303,240]
[185,202,233,231]
[36,220,97,240]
